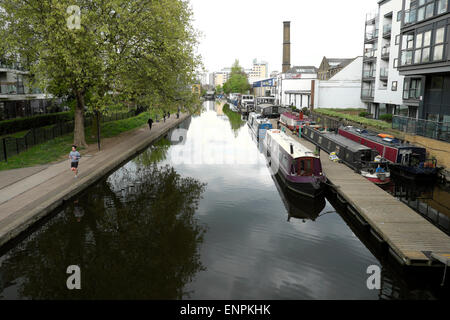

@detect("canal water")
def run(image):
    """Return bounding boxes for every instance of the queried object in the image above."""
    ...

[0,101,448,299]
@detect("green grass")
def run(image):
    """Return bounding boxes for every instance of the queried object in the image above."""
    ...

[0,111,161,171]
[314,108,392,130]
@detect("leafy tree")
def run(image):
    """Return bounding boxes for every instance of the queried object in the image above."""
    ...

[0,0,201,147]
[222,60,251,94]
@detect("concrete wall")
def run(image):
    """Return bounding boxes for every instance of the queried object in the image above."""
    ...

[404,134,450,169]
[314,57,365,109]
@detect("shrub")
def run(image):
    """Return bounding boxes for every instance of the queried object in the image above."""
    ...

[359,111,369,118]
[0,112,73,136]
[314,108,391,130]
[379,114,393,123]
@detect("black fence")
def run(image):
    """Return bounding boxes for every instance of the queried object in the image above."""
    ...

[0,111,137,162]
[392,115,449,143]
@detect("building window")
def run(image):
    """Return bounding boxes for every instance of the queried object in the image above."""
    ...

[403,78,422,100]
[397,11,402,22]
[392,81,398,91]
[401,33,414,65]
[395,34,400,45]
[414,30,432,63]
[393,58,399,68]
[417,0,435,22]
[437,0,448,14]
[432,26,446,61]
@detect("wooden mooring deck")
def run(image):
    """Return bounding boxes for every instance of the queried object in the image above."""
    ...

[272,121,450,267]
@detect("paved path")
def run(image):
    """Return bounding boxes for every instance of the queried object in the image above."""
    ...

[0,114,190,247]
[272,120,450,266]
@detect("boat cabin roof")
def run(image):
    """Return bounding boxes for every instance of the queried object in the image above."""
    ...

[267,129,318,159]
[323,131,372,153]
[340,126,425,150]
[258,104,277,109]
[281,112,300,120]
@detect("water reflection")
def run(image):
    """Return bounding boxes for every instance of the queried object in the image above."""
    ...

[221,101,245,135]
[0,162,207,299]
[0,102,449,300]
[382,176,450,235]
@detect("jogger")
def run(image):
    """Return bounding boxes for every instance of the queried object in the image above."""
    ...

[69,145,81,178]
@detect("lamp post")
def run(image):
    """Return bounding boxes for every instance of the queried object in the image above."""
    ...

[95,109,100,151]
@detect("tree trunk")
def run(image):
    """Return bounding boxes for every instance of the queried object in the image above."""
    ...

[74,91,88,148]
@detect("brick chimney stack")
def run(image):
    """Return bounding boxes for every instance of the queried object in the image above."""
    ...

[282,21,291,73]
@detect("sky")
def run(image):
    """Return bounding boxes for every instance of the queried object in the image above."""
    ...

[189,0,378,74]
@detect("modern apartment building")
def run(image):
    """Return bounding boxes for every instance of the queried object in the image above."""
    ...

[0,59,56,120]
[247,59,269,84]
[362,0,409,119]
[213,68,231,87]
[398,0,449,126]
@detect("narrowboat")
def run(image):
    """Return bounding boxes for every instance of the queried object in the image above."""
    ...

[279,112,302,131]
[301,126,376,171]
[256,104,289,119]
[256,96,276,106]
[338,126,439,181]
[271,172,326,222]
[247,112,273,141]
[264,129,327,198]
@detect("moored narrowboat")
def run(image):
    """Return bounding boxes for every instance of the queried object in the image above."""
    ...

[247,112,273,141]
[302,126,376,171]
[338,126,439,181]
[264,129,327,198]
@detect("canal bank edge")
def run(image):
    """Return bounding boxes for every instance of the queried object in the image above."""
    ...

[0,114,191,248]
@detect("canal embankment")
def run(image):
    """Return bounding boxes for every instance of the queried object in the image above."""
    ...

[272,119,450,268]
[0,114,190,248]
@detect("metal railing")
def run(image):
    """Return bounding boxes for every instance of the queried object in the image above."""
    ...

[0,111,139,162]
[363,70,376,78]
[392,115,449,142]
[364,49,377,59]
[404,8,417,25]
[381,46,390,58]
[365,12,378,24]
[361,88,374,98]
[380,68,389,78]
[365,30,379,41]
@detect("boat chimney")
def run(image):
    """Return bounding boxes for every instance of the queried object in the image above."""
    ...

[282,21,291,73]
[290,143,294,155]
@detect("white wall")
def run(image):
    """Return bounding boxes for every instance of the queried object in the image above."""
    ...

[314,57,365,109]
[279,76,315,108]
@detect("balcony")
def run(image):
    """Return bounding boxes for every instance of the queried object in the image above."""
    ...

[403,8,417,26]
[0,82,18,95]
[366,13,378,25]
[383,24,392,38]
[381,47,390,60]
[361,88,375,99]
[0,61,26,72]
[363,69,376,80]
[364,49,377,61]
[365,29,379,43]
[380,68,389,80]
